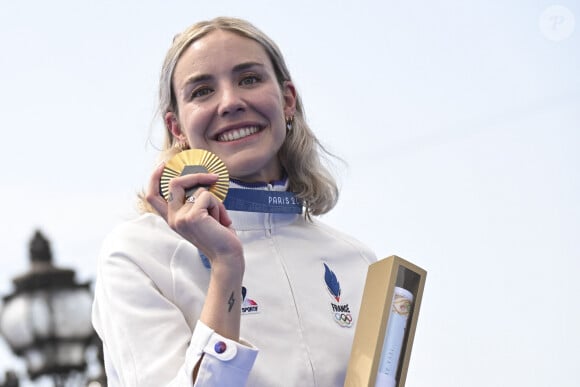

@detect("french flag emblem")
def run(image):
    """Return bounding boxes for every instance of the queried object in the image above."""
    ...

[324,263,341,302]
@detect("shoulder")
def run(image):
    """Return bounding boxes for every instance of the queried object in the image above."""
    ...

[99,213,183,266]
[299,217,377,264]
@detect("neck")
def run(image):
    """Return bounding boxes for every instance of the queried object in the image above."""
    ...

[230,177,288,189]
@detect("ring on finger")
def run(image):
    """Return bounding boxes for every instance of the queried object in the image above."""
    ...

[186,195,196,204]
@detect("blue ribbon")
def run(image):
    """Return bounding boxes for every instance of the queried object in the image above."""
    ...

[223,188,302,214]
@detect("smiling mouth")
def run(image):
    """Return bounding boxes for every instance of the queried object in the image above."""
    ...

[217,126,262,142]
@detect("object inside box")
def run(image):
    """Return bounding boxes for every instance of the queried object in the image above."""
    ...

[375,266,421,387]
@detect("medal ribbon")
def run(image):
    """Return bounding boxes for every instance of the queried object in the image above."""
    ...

[223,188,302,214]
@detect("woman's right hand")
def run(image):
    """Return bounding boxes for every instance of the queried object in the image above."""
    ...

[146,163,244,274]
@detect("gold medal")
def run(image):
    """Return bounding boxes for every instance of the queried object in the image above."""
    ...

[160,149,229,202]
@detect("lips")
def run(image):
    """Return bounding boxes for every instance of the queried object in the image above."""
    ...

[216,125,262,142]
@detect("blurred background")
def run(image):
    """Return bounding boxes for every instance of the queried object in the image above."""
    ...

[0,0,578,386]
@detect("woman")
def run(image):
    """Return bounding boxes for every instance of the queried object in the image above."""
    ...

[92,16,376,386]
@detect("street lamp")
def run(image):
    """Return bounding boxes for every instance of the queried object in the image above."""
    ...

[0,230,95,386]
[0,371,19,387]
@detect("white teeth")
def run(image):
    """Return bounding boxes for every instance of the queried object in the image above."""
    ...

[218,126,260,142]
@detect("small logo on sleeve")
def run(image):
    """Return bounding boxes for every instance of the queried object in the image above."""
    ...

[241,286,259,315]
[323,263,353,328]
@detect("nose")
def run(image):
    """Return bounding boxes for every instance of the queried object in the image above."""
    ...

[217,85,246,117]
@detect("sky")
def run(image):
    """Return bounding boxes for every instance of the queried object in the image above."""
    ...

[0,0,578,386]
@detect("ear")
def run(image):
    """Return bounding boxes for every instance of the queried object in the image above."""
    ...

[165,112,184,141]
[282,81,297,117]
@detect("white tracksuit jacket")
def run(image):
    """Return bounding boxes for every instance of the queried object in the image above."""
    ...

[92,181,376,386]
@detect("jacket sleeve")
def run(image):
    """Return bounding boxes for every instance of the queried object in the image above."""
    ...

[190,321,258,386]
[92,225,258,387]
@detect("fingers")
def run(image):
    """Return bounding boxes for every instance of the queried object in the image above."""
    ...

[146,162,220,220]
[216,200,233,228]
[146,162,169,219]
[206,194,232,228]
[167,179,187,214]
[167,173,219,212]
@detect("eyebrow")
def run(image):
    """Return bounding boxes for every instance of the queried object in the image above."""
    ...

[182,61,266,89]
[232,61,265,73]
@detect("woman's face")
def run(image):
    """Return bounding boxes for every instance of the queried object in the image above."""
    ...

[167,30,296,183]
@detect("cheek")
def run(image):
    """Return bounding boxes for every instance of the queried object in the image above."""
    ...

[179,107,211,141]
[261,92,287,124]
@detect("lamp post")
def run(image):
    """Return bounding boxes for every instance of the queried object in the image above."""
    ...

[0,371,19,387]
[0,230,97,387]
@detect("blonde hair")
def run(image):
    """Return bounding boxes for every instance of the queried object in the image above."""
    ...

[145,16,340,217]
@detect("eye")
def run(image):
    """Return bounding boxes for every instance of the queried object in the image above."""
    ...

[239,74,261,86]
[191,86,213,99]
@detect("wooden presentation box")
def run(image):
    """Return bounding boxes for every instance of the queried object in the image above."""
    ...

[345,256,427,387]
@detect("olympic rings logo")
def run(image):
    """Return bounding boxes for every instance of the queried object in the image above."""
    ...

[334,312,353,327]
